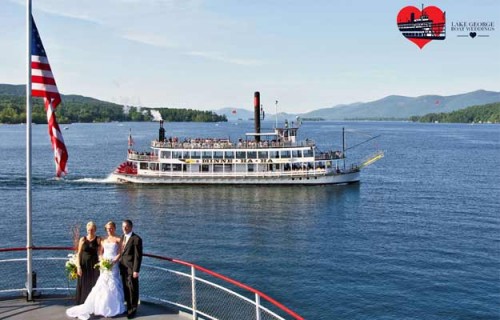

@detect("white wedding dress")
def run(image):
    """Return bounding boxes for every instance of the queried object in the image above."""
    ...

[66,242,126,319]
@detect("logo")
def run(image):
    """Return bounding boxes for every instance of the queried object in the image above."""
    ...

[397,4,446,49]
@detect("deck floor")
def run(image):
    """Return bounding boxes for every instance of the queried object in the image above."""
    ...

[0,295,188,320]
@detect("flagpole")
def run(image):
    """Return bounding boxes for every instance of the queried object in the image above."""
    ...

[26,0,33,301]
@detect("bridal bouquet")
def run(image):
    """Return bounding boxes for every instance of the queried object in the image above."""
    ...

[65,253,78,280]
[94,258,113,272]
[65,224,80,280]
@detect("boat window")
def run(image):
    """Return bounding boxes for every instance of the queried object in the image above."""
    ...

[224,164,233,172]
[161,151,171,159]
[172,151,182,159]
[258,151,268,159]
[201,165,210,172]
[271,151,280,158]
[248,164,255,172]
[172,164,182,171]
[161,163,171,171]
[202,151,212,159]
[247,151,257,159]
[303,149,314,157]
[139,162,148,170]
[236,151,246,159]
[281,150,291,158]
[224,151,234,159]
[214,151,224,159]
[190,151,200,159]
[292,150,301,158]
[182,151,189,159]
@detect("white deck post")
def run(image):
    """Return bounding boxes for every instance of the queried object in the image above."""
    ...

[191,266,197,320]
[255,293,261,320]
[26,0,33,302]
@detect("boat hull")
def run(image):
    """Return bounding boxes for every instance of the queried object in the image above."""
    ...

[111,171,360,185]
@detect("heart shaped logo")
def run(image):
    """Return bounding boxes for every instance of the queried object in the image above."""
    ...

[397,5,446,49]
[470,32,477,38]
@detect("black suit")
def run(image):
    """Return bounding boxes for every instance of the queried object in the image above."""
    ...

[119,232,143,314]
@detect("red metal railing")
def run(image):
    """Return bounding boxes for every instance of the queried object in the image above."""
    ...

[0,247,304,320]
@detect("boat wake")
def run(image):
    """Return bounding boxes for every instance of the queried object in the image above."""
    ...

[71,175,120,184]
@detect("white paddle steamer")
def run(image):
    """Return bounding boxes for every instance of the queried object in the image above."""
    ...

[112,92,383,185]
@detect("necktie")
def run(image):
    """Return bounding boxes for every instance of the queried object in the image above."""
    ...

[122,236,128,252]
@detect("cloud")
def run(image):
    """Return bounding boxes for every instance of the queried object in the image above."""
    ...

[187,51,264,66]
[121,31,178,48]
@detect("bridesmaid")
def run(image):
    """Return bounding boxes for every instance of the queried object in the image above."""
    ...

[75,221,101,304]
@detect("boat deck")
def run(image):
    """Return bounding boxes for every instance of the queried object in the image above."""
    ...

[0,295,188,320]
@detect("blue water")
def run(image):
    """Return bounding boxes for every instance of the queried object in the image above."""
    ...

[0,121,499,319]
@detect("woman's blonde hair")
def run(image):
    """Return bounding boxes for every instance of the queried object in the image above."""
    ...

[105,221,116,229]
[86,221,97,230]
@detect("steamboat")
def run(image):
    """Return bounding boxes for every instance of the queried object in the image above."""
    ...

[397,5,446,40]
[112,92,383,185]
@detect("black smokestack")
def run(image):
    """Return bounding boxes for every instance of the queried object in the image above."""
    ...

[254,91,261,142]
[159,120,165,142]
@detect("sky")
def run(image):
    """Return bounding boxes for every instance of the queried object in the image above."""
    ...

[1,0,499,113]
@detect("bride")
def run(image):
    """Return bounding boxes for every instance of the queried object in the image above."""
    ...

[67,221,126,319]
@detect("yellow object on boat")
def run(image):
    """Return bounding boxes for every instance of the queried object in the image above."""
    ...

[360,151,384,168]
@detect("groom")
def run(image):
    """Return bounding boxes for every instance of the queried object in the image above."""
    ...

[119,219,143,319]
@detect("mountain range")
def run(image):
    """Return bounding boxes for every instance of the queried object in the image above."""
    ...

[219,90,500,121]
[2,84,499,121]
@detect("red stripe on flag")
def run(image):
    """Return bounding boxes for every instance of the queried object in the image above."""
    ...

[31,61,52,71]
[32,90,61,109]
[31,75,57,85]
[46,104,68,177]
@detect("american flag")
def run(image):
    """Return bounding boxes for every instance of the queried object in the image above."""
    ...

[31,16,68,177]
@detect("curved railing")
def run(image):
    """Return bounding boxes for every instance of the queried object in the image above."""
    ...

[0,247,303,320]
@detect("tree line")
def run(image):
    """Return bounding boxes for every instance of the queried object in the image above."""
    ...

[0,95,227,124]
[409,102,500,123]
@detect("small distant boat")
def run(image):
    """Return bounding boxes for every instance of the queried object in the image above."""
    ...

[112,92,383,185]
[64,126,69,130]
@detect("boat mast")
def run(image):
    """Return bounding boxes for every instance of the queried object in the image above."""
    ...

[275,100,278,129]
[342,127,346,171]
[26,0,34,301]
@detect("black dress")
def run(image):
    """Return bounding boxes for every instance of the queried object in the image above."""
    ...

[75,236,100,304]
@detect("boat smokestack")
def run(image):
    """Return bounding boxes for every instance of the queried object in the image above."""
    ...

[254,91,261,142]
[159,120,165,142]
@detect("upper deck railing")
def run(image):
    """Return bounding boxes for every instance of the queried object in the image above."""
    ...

[150,139,316,150]
[0,247,303,320]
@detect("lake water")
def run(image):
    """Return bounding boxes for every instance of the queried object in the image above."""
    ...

[0,120,498,319]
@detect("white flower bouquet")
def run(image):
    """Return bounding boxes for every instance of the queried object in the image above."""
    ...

[94,258,113,272]
[65,253,78,280]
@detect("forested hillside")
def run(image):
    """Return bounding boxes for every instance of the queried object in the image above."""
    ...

[409,102,500,123]
[0,84,227,124]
